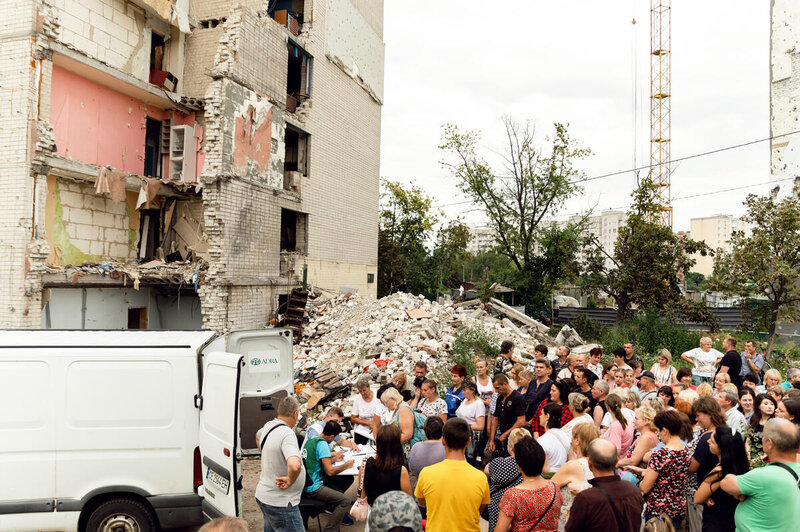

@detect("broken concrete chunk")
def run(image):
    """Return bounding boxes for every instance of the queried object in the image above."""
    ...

[555,324,584,347]
[406,308,433,319]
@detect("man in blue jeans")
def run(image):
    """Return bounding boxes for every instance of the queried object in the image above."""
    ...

[255,396,305,532]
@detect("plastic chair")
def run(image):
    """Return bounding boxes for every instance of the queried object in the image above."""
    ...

[298,497,326,530]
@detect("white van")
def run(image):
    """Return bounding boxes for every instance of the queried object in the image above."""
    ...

[0,328,294,532]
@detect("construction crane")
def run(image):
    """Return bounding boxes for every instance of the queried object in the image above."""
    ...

[650,0,672,228]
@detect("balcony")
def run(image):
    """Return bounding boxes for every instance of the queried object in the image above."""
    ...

[273,10,302,36]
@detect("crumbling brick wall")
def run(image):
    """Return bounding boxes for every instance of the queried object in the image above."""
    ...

[182,26,225,99]
[0,0,58,327]
[45,178,136,264]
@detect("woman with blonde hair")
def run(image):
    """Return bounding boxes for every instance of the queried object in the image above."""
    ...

[651,349,677,386]
[759,368,782,393]
[377,371,413,402]
[680,336,724,385]
[617,406,659,468]
[713,372,730,398]
[380,387,422,458]
[551,423,600,532]
[696,382,713,398]
[561,393,593,440]
[624,389,642,410]
[484,427,530,532]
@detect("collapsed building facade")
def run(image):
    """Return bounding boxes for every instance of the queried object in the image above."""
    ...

[0,0,383,330]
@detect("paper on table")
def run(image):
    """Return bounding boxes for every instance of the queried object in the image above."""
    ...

[334,445,376,475]
[354,424,375,441]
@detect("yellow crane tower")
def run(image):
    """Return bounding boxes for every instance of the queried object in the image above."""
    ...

[650,0,672,228]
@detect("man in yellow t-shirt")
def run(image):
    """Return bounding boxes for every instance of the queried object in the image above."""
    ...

[415,417,490,532]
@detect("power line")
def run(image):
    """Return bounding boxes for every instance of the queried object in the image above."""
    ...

[434,130,799,210]
[570,130,800,185]
[456,176,794,222]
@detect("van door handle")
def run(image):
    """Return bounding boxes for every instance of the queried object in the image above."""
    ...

[260,404,275,411]
[194,394,203,410]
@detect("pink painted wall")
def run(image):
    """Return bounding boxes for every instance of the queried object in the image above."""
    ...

[50,66,199,177]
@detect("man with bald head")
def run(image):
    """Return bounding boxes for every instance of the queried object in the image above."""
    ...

[565,439,644,532]
[721,418,800,532]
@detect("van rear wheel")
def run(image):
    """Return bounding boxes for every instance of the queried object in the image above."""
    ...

[85,497,156,532]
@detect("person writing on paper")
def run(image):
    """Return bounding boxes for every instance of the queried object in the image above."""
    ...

[358,424,412,531]
[302,420,354,532]
[304,407,358,455]
[351,376,385,443]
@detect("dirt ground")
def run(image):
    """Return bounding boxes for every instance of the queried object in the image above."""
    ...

[240,456,366,532]
[240,457,488,532]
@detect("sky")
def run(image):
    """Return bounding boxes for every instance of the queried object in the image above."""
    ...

[380,1,770,233]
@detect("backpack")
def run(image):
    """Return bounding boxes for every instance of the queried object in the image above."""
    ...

[301,436,326,492]
[395,404,427,447]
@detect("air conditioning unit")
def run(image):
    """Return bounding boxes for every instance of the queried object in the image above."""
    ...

[169,125,196,183]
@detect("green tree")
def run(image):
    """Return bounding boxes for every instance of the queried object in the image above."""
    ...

[710,193,800,355]
[430,220,471,291]
[685,272,707,291]
[378,180,438,297]
[582,177,717,327]
[440,118,590,304]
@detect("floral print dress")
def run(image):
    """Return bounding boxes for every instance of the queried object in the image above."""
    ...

[499,480,563,532]
[646,446,693,518]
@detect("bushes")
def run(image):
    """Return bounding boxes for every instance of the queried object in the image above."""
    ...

[450,325,500,375]
[601,310,701,370]
[570,313,608,342]
[436,326,500,389]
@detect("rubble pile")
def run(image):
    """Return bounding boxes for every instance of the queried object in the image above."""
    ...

[293,292,593,422]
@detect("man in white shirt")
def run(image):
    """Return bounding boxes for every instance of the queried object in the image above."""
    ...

[537,402,570,472]
[717,388,747,435]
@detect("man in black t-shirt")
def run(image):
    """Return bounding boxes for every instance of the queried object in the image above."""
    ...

[716,337,743,389]
[487,373,527,457]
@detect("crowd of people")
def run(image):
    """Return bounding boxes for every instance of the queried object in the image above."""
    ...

[254,336,800,532]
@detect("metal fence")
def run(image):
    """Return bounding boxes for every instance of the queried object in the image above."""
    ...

[556,307,744,331]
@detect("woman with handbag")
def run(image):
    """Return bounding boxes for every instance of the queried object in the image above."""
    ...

[354,424,412,529]
[496,435,563,532]
[457,380,487,466]
[484,428,530,532]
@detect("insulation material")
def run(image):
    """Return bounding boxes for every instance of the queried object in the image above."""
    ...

[325,0,385,103]
[95,167,128,204]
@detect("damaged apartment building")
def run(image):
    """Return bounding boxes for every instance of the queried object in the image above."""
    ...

[0,0,383,331]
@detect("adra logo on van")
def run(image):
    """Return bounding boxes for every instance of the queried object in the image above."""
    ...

[247,350,281,373]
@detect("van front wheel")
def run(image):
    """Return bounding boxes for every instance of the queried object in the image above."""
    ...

[85,497,156,532]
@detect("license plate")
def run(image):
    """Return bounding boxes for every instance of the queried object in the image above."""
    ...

[206,468,230,494]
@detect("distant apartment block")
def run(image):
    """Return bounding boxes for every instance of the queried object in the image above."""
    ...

[467,226,496,254]
[688,215,751,276]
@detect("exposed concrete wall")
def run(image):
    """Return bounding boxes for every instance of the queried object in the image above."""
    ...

[305,259,376,296]
[297,0,381,298]
[770,0,800,198]
[323,0,384,103]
